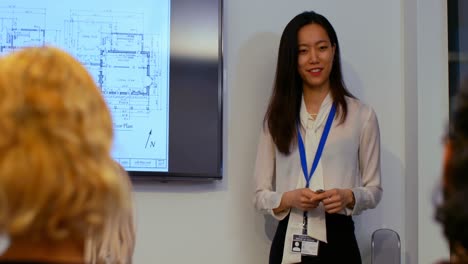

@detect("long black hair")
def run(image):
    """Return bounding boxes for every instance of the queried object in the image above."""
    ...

[264,11,354,154]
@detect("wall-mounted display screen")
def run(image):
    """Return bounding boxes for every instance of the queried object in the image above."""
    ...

[448,0,468,111]
[0,0,223,180]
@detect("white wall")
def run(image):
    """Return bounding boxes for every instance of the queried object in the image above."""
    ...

[131,1,449,263]
[417,0,450,263]
[403,0,419,263]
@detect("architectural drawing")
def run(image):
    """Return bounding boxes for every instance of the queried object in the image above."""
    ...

[0,4,170,172]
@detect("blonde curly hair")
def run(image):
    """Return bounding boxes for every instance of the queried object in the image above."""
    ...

[0,46,130,244]
[85,164,135,264]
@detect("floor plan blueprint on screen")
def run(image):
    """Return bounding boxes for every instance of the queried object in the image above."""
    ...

[0,0,171,172]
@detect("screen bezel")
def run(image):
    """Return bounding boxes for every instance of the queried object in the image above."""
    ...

[128,0,223,181]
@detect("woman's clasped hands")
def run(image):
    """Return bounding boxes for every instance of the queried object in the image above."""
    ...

[284,188,354,213]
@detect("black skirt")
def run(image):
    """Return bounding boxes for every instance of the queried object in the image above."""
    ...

[269,213,362,264]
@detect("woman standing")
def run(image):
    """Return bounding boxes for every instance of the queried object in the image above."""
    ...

[253,11,382,263]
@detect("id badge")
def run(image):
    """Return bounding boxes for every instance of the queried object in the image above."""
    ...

[291,234,319,256]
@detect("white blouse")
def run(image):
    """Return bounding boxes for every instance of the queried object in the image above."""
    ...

[253,94,382,264]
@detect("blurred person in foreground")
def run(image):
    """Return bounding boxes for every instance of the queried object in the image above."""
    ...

[437,79,468,263]
[0,46,132,264]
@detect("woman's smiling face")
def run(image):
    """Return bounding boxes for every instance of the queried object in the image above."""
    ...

[297,23,335,92]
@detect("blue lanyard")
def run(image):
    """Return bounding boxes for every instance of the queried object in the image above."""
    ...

[297,104,336,188]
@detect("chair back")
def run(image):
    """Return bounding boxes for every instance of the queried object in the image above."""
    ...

[371,228,401,264]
